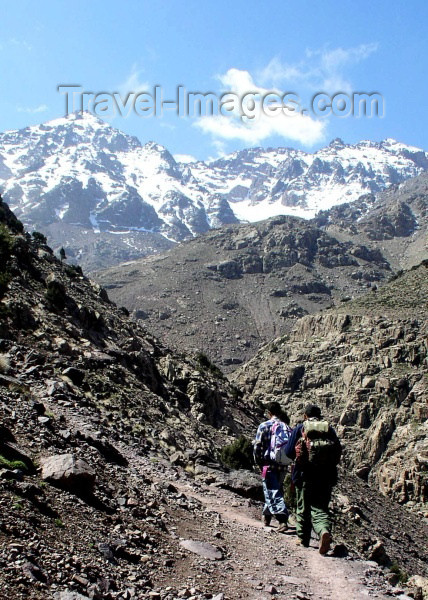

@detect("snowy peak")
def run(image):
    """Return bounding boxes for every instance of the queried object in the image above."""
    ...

[0,113,427,259]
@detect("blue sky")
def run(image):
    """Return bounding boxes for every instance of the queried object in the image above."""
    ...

[1,0,427,161]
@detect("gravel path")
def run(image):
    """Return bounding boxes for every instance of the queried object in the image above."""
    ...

[145,467,404,600]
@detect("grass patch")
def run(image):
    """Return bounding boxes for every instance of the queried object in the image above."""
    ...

[54,518,65,528]
[0,454,27,471]
[390,562,408,584]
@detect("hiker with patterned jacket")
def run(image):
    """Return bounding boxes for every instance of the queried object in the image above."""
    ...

[253,401,292,532]
[285,403,342,554]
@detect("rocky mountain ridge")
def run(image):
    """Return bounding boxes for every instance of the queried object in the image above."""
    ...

[0,112,427,271]
[95,168,427,369]
[94,215,394,370]
[314,170,428,270]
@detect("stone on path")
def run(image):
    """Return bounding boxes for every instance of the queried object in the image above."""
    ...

[54,591,91,600]
[179,539,223,560]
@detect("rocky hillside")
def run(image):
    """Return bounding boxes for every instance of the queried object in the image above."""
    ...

[1,112,427,271]
[0,196,253,461]
[315,170,428,270]
[1,197,428,599]
[95,169,428,370]
[0,194,258,597]
[232,262,428,514]
[94,215,393,370]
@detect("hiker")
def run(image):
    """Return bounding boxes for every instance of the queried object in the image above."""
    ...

[285,403,342,554]
[253,401,292,532]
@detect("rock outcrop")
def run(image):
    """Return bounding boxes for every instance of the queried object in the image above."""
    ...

[233,263,428,511]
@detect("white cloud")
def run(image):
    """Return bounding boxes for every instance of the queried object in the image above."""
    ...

[259,43,379,94]
[259,57,305,87]
[8,38,33,51]
[316,43,378,72]
[17,104,48,114]
[195,111,325,147]
[194,68,325,147]
[173,153,198,164]
[160,121,177,131]
[117,64,148,95]
[196,43,379,149]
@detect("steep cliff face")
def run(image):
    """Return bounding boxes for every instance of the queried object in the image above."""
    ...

[233,263,428,511]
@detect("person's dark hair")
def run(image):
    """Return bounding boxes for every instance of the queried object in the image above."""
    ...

[266,401,290,424]
[304,403,322,419]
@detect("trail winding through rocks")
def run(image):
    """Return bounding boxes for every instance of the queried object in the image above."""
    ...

[149,466,402,600]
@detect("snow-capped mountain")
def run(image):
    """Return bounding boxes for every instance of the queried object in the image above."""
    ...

[0,112,239,243]
[0,111,427,267]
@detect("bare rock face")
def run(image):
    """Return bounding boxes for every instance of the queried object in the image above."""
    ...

[233,263,428,512]
[41,454,95,493]
[376,421,428,505]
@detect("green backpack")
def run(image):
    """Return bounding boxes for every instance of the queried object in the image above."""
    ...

[295,419,339,468]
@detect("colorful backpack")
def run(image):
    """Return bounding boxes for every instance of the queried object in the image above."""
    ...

[269,421,292,466]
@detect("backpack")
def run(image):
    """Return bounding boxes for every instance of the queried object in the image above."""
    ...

[269,421,292,466]
[295,419,339,468]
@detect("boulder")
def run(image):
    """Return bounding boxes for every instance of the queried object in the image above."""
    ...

[54,592,91,600]
[216,469,263,501]
[407,576,428,600]
[41,454,95,493]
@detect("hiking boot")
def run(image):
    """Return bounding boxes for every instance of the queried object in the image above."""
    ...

[287,514,297,528]
[262,514,272,526]
[319,531,332,555]
[296,538,310,547]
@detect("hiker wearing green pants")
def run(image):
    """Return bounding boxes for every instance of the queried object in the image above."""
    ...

[285,404,342,554]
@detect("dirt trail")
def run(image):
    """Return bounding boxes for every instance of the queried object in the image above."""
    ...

[150,470,398,600]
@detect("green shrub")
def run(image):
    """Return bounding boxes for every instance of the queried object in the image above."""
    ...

[195,352,224,379]
[64,264,83,278]
[32,231,47,245]
[390,562,408,584]
[54,518,65,528]
[220,435,254,470]
[0,223,13,259]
